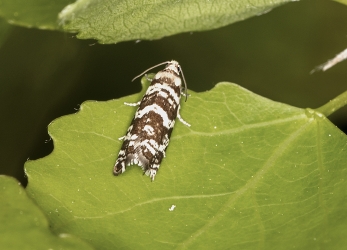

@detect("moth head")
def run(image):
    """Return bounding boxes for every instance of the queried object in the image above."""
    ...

[131,60,189,102]
[166,60,180,75]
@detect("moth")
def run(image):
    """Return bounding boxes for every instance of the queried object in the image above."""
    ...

[113,60,190,181]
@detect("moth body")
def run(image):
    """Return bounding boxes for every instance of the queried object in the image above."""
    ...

[113,60,190,180]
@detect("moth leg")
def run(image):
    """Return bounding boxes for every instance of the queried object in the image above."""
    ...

[181,91,190,98]
[177,110,191,127]
[118,136,125,141]
[124,101,140,106]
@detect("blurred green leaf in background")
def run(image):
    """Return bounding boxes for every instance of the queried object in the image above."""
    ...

[0,0,71,29]
[58,0,294,44]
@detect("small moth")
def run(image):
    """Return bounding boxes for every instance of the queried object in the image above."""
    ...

[113,60,190,181]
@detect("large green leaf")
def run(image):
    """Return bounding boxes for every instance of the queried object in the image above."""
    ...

[25,80,347,249]
[0,175,94,249]
[0,0,71,29]
[59,0,294,44]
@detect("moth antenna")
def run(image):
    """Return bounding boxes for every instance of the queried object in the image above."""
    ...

[179,65,188,102]
[132,61,170,82]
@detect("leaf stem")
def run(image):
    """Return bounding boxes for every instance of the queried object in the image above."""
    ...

[315,90,347,117]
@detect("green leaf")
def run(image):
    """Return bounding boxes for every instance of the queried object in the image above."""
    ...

[0,175,94,250]
[334,0,347,5]
[25,79,347,249]
[0,0,72,29]
[59,0,294,44]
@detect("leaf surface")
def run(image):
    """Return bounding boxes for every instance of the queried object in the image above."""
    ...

[59,0,294,43]
[0,175,94,250]
[25,80,347,249]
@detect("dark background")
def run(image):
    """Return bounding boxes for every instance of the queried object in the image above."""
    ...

[1,0,347,185]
